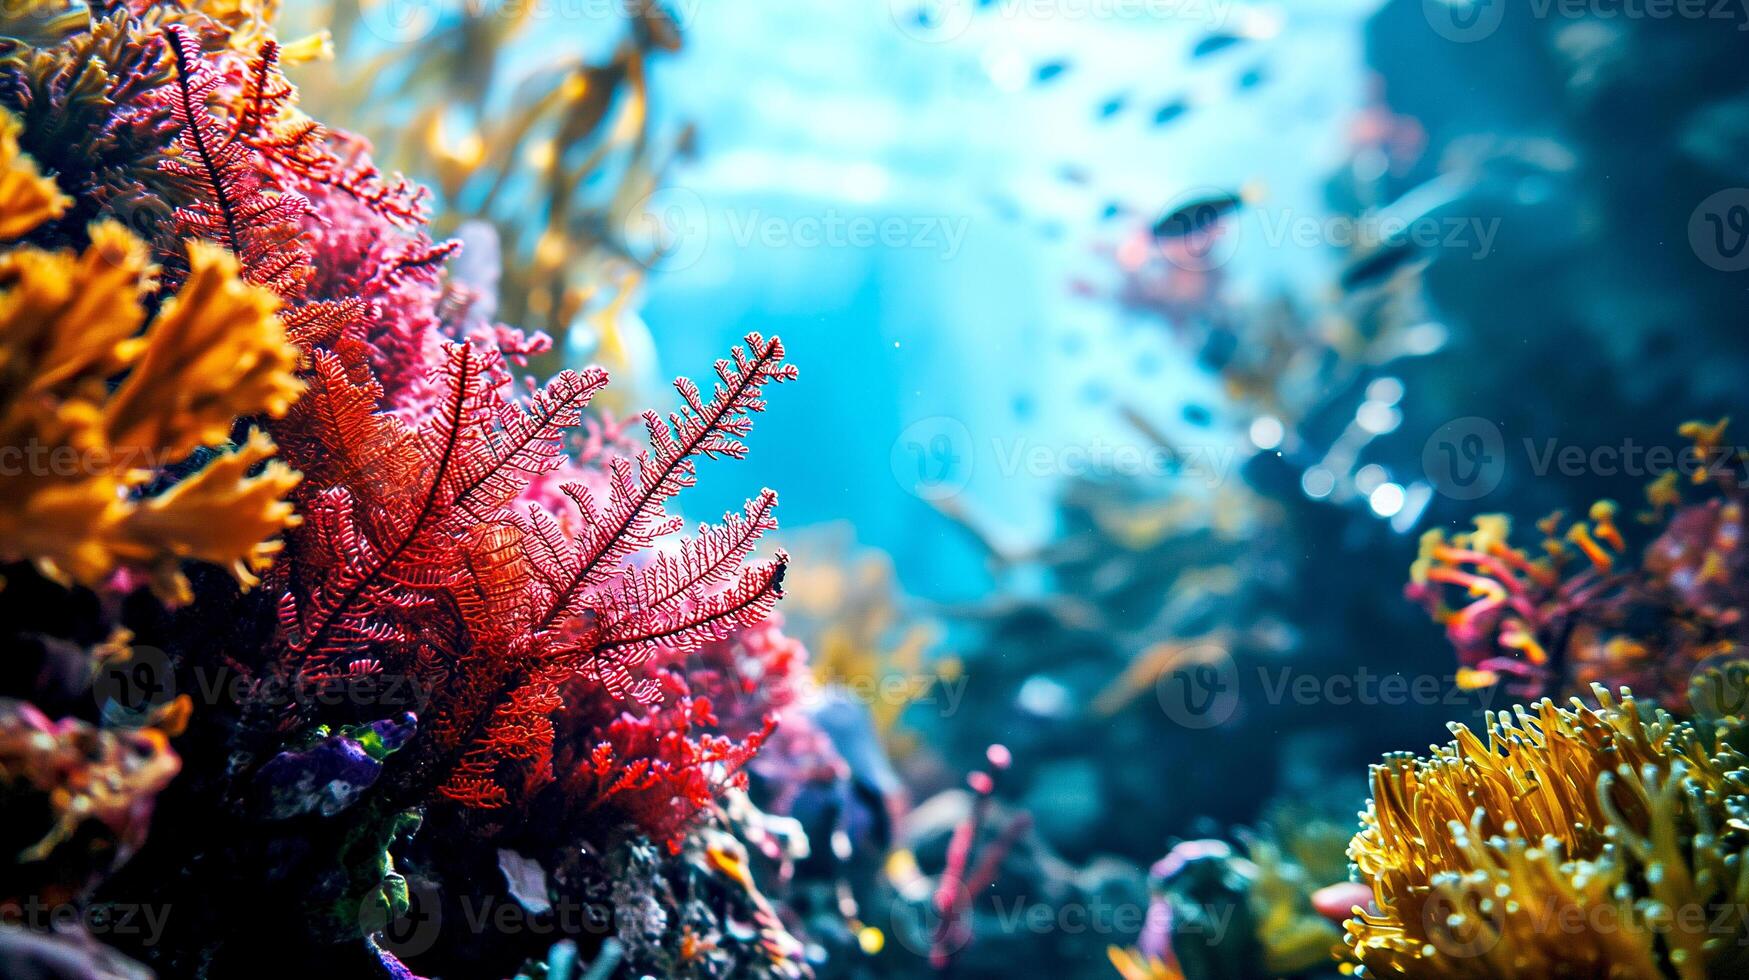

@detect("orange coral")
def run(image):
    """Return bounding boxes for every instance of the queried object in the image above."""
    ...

[0,110,68,238]
[0,161,303,599]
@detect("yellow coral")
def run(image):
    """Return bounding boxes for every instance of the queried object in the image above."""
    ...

[1679,418,1736,486]
[0,220,153,396]
[104,240,302,459]
[119,428,301,594]
[1344,685,1749,978]
[1107,946,1186,980]
[0,111,68,238]
[1244,826,1348,975]
[0,189,303,598]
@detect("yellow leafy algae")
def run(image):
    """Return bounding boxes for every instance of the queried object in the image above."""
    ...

[0,110,69,239]
[0,173,304,599]
[104,239,303,460]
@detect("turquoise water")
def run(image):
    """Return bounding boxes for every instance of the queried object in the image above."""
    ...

[640,0,1380,600]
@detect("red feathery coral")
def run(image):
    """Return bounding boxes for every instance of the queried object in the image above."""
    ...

[553,669,775,850]
[160,24,312,297]
[274,343,607,668]
[232,39,429,231]
[159,25,435,302]
[543,617,809,850]
[436,334,796,810]
[261,324,794,817]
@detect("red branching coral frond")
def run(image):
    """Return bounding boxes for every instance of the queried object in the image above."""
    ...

[276,342,476,665]
[280,297,367,349]
[619,490,776,619]
[275,349,422,499]
[278,342,608,669]
[532,332,797,630]
[270,315,793,819]
[377,238,463,288]
[557,685,777,850]
[590,552,789,694]
[160,25,313,297]
[445,363,611,521]
[234,39,429,230]
[441,776,511,809]
[425,338,794,813]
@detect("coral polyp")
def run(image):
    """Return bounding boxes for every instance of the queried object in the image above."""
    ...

[1408,422,1749,710]
[1344,685,1749,978]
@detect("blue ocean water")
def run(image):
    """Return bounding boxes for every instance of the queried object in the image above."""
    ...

[639,0,1382,601]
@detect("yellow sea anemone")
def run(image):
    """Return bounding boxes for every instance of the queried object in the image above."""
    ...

[1345,685,1749,978]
